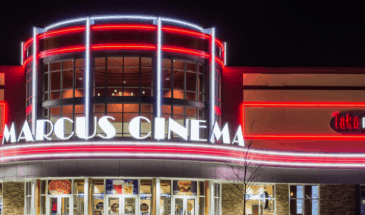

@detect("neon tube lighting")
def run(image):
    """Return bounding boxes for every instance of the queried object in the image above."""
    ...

[92,44,156,50]
[215,38,224,48]
[39,26,86,39]
[85,17,91,137]
[156,17,162,118]
[44,17,87,31]
[32,27,37,135]
[0,102,7,137]
[92,24,156,30]
[160,17,203,32]
[21,42,24,65]
[210,28,216,142]
[224,42,227,66]
[162,26,209,39]
[162,46,209,58]
[3,141,365,158]
[215,57,224,68]
[23,57,33,66]
[242,102,365,140]
[38,46,86,58]
[91,15,157,21]
[24,38,33,48]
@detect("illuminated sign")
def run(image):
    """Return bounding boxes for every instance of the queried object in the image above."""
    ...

[2,116,244,146]
[330,111,365,134]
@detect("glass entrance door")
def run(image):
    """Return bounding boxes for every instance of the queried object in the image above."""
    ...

[48,196,70,215]
[173,197,197,215]
[106,196,137,215]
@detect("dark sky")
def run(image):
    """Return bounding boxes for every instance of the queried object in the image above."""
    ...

[0,1,363,67]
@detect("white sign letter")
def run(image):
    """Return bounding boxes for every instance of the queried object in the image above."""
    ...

[129,116,151,139]
[210,122,230,144]
[232,125,245,146]
[190,120,207,141]
[2,123,16,144]
[168,118,189,140]
[18,121,34,142]
[76,117,97,140]
[98,116,116,139]
[54,117,74,140]
[154,117,165,140]
[36,119,54,141]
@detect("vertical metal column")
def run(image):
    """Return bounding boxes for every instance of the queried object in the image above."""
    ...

[209,28,216,142]
[85,17,91,137]
[84,178,89,215]
[210,180,215,215]
[31,180,36,215]
[32,27,38,136]
[21,42,24,65]
[155,178,161,215]
[156,17,162,118]
[224,42,227,66]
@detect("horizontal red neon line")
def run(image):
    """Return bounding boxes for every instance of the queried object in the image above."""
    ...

[39,46,85,58]
[24,38,33,49]
[162,46,209,58]
[242,102,365,108]
[23,56,33,66]
[162,26,209,39]
[39,26,86,40]
[215,38,224,48]
[92,24,156,30]
[92,44,156,51]
[215,57,224,67]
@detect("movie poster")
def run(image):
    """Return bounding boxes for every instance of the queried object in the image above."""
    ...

[106,179,138,195]
[173,180,197,196]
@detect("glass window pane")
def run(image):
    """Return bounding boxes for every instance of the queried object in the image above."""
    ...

[63,105,73,114]
[186,72,196,91]
[186,62,196,72]
[63,70,73,89]
[141,67,152,87]
[140,180,152,194]
[124,67,139,87]
[75,68,84,88]
[173,106,184,116]
[94,57,106,67]
[51,72,61,90]
[50,107,61,116]
[186,92,197,101]
[62,60,73,69]
[107,104,123,113]
[75,105,84,114]
[108,57,123,66]
[94,68,106,87]
[174,71,184,90]
[162,59,171,68]
[141,88,152,97]
[173,60,184,70]
[124,57,139,66]
[124,104,139,112]
[50,91,61,100]
[75,89,84,97]
[43,73,48,92]
[75,59,85,68]
[107,67,123,86]
[173,90,184,99]
[141,104,152,113]
[141,57,152,67]
[162,105,171,114]
[162,69,172,89]
[50,62,61,71]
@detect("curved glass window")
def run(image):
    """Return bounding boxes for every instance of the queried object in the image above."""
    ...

[162,59,205,102]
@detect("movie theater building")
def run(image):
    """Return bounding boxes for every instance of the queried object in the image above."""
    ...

[1,15,365,215]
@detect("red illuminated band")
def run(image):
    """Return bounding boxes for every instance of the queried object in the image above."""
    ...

[215,57,224,67]
[92,24,156,31]
[24,38,33,49]
[162,46,210,58]
[162,26,209,39]
[92,44,156,51]
[215,38,224,49]
[242,102,365,140]
[39,26,86,40]
[23,56,33,66]
[39,45,86,58]
[0,102,6,138]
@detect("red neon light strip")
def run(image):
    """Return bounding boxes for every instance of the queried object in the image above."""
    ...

[215,38,224,48]
[162,26,209,39]
[0,102,7,137]
[162,46,210,58]
[39,46,86,58]
[24,38,33,49]
[215,57,224,67]
[242,102,365,140]
[39,26,86,40]
[92,24,156,30]
[92,44,156,51]
[23,56,33,66]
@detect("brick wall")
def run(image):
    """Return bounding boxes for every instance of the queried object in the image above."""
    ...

[222,183,244,215]
[3,182,25,215]
[320,184,356,215]
[275,184,289,215]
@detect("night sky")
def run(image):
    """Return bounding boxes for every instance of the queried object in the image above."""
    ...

[0,1,363,67]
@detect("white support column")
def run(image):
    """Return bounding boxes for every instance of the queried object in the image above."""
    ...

[155,178,161,215]
[32,27,38,136]
[156,17,162,118]
[210,180,215,215]
[21,41,24,65]
[84,178,89,215]
[31,180,36,215]
[209,28,216,142]
[223,42,227,66]
[85,17,91,137]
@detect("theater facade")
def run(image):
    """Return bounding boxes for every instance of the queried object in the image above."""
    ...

[0,15,365,215]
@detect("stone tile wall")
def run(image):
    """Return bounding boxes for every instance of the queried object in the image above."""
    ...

[275,184,289,215]
[320,184,356,215]
[222,183,244,215]
[3,182,25,215]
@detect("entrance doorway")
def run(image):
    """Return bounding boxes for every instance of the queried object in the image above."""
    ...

[48,196,71,215]
[173,197,198,215]
[106,196,137,215]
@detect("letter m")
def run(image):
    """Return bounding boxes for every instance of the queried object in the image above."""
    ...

[2,123,16,144]
[210,122,230,144]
